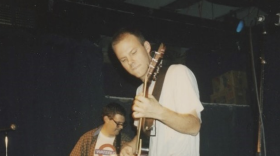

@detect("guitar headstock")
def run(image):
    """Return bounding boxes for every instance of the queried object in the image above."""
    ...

[146,43,166,81]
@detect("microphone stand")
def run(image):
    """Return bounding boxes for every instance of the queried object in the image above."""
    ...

[248,26,267,156]
[5,132,9,156]
[0,124,16,156]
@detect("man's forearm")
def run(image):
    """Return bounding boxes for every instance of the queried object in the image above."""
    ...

[158,108,201,135]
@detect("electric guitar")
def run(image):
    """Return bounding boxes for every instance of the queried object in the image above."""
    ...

[135,43,166,156]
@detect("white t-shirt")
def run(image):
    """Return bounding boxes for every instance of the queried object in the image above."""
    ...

[94,131,116,156]
[135,64,204,156]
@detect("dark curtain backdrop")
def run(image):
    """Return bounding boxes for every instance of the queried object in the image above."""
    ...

[262,28,280,156]
[0,27,105,156]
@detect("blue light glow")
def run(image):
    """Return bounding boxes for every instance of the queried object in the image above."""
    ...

[236,20,244,33]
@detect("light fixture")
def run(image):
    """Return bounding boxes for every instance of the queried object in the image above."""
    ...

[223,13,244,33]
[236,20,244,33]
[257,13,280,26]
[256,13,280,34]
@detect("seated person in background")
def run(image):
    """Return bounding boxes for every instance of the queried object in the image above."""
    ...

[70,102,131,156]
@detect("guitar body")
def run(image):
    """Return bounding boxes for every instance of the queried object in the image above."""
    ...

[135,43,166,156]
[138,131,150,156]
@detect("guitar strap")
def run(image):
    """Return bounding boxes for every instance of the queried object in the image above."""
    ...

[152,66,169,101]
[116,132,121,154]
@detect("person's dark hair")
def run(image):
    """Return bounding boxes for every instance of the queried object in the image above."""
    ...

[102,102,126,119]
[111,27,146,47]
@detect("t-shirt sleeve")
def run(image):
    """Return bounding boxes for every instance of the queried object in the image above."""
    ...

[168,65,204,118]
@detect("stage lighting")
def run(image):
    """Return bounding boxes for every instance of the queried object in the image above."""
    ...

[256,13,280,34]
[236,20,244,33]
[223,14,244,33]
[257,13,280,26]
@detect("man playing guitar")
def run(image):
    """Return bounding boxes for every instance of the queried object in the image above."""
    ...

[111,27,204,156]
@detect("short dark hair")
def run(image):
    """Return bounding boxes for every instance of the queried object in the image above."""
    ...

[111,27,146,47]
[102,102,126,119]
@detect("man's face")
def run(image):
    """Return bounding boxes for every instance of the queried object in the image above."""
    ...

[113,33,151,81]
[107,114,125,136]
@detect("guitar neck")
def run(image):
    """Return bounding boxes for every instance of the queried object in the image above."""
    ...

[135,43,166,156]
[135,77,149,155]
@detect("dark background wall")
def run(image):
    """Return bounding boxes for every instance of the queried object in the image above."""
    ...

[0,1,280,156]
[0,27,106,155]
[262,27,280,156]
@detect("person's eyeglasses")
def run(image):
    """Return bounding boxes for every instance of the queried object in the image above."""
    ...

[110,118,126,127]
